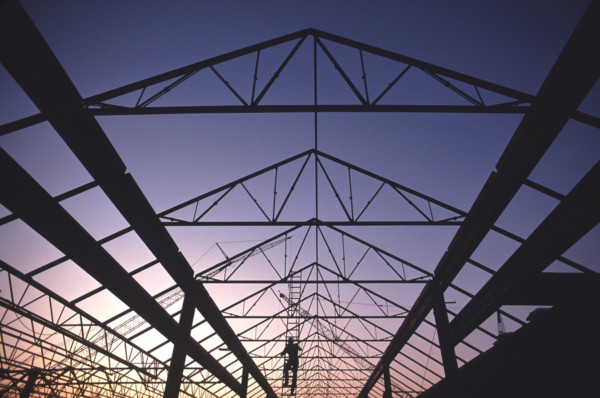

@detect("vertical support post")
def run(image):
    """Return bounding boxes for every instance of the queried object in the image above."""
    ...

[432,289,458,377]
[164,294,196,398]
[241,366,249,398]
[20,368,40,398]
[383,365,392,398]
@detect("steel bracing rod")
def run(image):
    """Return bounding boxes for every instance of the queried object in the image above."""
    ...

[241,182,272,221]
[0,149,241,395]
[421,70,482,106]
[210,65,249,106]
[372,64,411,106]
[0,4,275,395]
[315,37,367,104]
[448,160,600,345]
[253,35,307,105]
[358,3,600,396]
[137,70,200,108]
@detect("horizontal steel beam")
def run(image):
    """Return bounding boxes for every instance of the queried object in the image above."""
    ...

[221,315,407,319]
[358,2,600,396]
[89,104,529,115]
[199,280,428,284]
[163,220,461,226]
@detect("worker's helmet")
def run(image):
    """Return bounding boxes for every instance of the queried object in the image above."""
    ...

[288,337,293,343]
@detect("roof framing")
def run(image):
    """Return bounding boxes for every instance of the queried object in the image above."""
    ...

[0,0,598,397]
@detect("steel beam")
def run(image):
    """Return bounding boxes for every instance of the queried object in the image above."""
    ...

[432,291,457,377]
[163,220,461,226]
[358,2,600,396]
[0,3,275,396]
[89,104,530,115]
[449,160,600,344]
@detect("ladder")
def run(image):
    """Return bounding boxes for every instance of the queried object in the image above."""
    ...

[286,271,302,340]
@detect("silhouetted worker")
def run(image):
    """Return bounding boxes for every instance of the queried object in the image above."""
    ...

[281,336,301,393]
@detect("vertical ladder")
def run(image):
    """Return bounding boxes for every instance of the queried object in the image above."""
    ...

[287,272,302,341]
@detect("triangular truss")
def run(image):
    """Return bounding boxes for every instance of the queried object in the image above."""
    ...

[1,2,599,398]
[160,149,465,226]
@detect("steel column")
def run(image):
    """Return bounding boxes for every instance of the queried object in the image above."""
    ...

[432,290,458,377]
[164,295,196,398]
[383,366,392,398]
[241,366,249,398]
[19,368,40,398]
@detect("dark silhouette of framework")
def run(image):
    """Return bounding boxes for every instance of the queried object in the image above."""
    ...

[1,1,599,397]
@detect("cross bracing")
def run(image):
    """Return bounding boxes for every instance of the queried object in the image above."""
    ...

[1,1,599,398]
